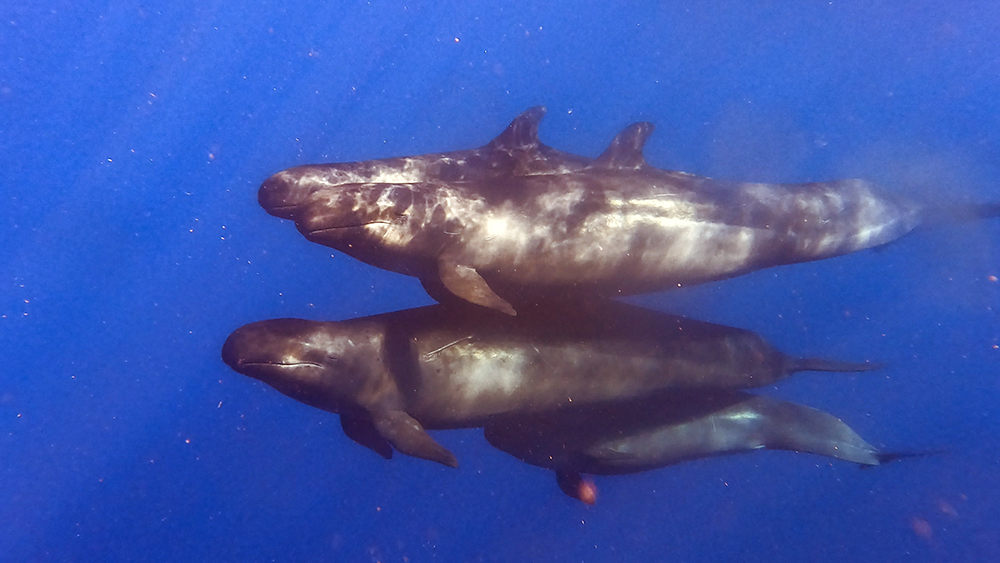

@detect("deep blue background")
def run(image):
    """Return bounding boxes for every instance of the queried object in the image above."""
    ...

[3,2,998,561]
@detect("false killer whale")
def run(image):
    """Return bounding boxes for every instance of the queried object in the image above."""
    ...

[485,390,902,504]
[221,301,879,468]
[258,107,998,315]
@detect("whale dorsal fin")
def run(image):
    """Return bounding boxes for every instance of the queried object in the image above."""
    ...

[594,122,654,170]
[488,106,547,150]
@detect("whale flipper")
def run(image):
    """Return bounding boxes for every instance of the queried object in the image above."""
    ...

[437,258,516,316]
[341,414,393,460]
[371,409,458,468]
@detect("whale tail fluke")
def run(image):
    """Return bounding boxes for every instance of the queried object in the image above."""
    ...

[923,202,1000,226]
[857,450,946,469]
[787,357,886,374]
[872,449,947,466]
[967,202,1000,220]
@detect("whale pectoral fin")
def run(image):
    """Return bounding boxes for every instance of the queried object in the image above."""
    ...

[437,259,517,316]
[340,414,393,460]
[371,410,458,468]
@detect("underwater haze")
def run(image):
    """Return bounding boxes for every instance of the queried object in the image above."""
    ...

[3,2,999,561]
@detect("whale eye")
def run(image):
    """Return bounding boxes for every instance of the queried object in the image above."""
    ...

[326,354,340,362]
[387,187,413,217]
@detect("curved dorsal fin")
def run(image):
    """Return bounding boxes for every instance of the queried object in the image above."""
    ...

[488,106,547,149]
[594,122,655,170]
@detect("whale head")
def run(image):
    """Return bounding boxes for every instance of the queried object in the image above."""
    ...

[258,156,450,221]
[258,165,324,219]
[221,318,389,413]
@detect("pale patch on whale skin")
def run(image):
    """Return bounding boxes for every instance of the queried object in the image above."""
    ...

[458,187,755,284]
[421,341,531,406]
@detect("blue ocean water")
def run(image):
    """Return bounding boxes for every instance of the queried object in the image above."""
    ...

[2,2,998,560]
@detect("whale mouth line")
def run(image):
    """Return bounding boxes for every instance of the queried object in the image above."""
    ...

[262,204,303,220]
[310,221,393,233]
[239,360,325,369]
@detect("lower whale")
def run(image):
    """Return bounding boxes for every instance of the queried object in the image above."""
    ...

[259,108,999,315]
[221,301,879,468]
[484,390,901,504]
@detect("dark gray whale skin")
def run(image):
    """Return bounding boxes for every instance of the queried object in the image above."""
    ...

[484,390,895,503]
[257,107,996,315]
[221,301,879,468]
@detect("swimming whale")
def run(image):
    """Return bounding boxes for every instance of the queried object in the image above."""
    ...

[484,390,901,504]
[220,301,879,467]
[258,107,998,315]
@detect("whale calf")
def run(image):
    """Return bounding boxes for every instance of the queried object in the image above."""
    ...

[221,301,879,467]
[485,391,899,504]
[258,107,996,315]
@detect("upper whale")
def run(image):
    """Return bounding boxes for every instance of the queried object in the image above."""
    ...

[257,107,986,315]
